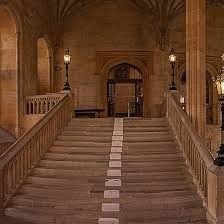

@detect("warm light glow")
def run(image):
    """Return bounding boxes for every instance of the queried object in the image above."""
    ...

[64,48,71,64]
[215,54,224,98]
[180,96,185,104]
[169,48,176,63]
[216,77,224,96]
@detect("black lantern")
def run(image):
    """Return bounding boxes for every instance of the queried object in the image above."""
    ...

[214,53,224,166]
[168,48,177,90]
[63,48,71,91]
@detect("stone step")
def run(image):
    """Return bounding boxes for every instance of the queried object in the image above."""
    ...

[124,118,166,122]
[123,153,183,159]
[39,160,108,169]
[68,122,114,127]
[122,166,188,173]
[93,184,194,193]
[0,216,34,224]
[33,167,107,177]
[64,126,114,131]
[119,207,206,223]
[124,136,173,142]
[49,146,111,154]
[5,206,101,224]
[44,152,107,161]
[53,140,111,147]
[71,118,114,123]
[10,196,103,210]
[122,160,185,167]
[57,135,112,142]
[124,141,176,147]
[43,152,184,162]
[123,148,180,154]
[124,131,172,136]
[61,130,113,136]
[123,122,169,127]
[25,175,194,194]
[31,169,189,183]
[10,193,202,212]
[124,127,171,132]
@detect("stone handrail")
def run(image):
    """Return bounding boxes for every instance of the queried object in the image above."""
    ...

[167,92,214,204]
[24,94,64,115]
[0,92,73,209]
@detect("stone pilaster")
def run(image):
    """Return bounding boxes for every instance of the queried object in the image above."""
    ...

[186,0,206,139]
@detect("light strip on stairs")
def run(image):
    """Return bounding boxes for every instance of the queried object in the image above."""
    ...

[99,118,123,224]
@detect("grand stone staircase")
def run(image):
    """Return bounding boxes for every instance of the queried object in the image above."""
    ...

[4,118,207,224]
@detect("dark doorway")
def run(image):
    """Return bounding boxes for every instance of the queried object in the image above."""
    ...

[107,63,143,117]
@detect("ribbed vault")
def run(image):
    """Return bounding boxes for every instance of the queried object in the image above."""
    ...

[44,0,224,48]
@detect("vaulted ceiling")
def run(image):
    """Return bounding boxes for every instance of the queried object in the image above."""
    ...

[43,0,224,49]
[46,0,224,23]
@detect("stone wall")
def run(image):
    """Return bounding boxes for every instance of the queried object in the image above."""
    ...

[0,6,17,134]
[0,0,53,135]
[56,0,170,117]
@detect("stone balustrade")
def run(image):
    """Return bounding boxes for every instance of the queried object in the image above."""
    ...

[24,94,64,115]
[0,92,73,211]
[167,92,214,204]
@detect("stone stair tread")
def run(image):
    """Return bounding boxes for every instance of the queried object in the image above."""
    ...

[5,117,207,224]
[61,130,113,136]
[44,152,108,161]
[33,167,188,180]
[57,135,112,141]
[5,206,100,224]
[49,146,111,153]
[39,160,108,168]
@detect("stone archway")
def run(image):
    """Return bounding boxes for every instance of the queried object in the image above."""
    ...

[97,52,152,117]
[37,37,52,94]
[0,4,20,135]
[0,2,23,137]
[177,63,219,125]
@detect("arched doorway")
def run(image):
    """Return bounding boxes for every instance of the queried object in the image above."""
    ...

[98,55,151,118]
[37,38,51,94]
[0,5,17,135]
[107,63,143,117]
[178,66,218,125]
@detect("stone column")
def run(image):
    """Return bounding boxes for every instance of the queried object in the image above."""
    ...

[15,32,24,137]
[186,0,206,139]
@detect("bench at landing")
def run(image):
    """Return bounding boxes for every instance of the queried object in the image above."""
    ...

[74,109,105,118]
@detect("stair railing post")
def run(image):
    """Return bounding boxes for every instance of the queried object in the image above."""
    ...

[0,169,4,214]
[207,165,224,224]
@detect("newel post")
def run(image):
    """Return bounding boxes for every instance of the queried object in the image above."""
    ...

[0,169,4,214]
[207,165,224,224]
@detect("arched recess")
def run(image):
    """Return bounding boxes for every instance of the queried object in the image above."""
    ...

[177,63,219,125]
[0,4,19,135]
[37,37,52,94]
[99,57,150,117]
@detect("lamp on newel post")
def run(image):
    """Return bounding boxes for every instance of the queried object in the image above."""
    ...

[63,48,71,91]
[214,53,224,166]
[168,47,177,90]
